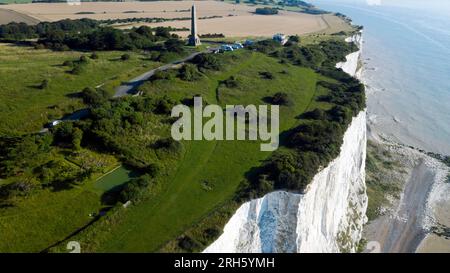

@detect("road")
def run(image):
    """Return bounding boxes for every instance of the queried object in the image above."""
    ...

[113,49,216,98]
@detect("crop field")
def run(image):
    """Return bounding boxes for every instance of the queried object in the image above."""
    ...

[0,1,352,37]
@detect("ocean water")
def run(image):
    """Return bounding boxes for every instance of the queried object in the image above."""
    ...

[313,0,450,155]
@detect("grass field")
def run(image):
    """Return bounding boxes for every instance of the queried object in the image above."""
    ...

[0,148,121,252]
[0,43,160,135]
[44,49,340,252]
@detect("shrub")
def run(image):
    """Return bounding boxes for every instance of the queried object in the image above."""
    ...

[303,108,325,120]
[154,96,176,114]
[71,64,84,75]
[39,79,49,89]
[222,76,239,88]
[270,92,291,105]
[62,60,73,66]
[90,52,99,59]
[255,7,279,15]
[153,138,182,154]
[191,53,221,71]
[119,174,153,203]
[178,63,202,81]
[289,35,300,43]
[121,53,131,61]
[178,236,200,252]
[151,69,176,81]
[79,55,89,63]
[259,71,274,79]
[81,87,107,105]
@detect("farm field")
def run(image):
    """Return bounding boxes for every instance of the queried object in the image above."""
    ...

[0,7,39,25]
[0,1,352,37]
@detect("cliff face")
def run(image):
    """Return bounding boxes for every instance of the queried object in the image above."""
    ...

[204,34,367,253]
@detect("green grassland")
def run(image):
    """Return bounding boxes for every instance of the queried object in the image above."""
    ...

[0,44,159,135]
[46,49,342,252]
[0,147,120,252]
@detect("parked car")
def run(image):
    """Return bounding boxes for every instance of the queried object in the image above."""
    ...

[220,44,234,52]
[243,40,254,46]
[232,43,243,49]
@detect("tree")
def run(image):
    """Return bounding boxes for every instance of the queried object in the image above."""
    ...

[90,52,99,59]
[52,122,77,147]
[81,87,106,105]
[155,27,171,39]
[270,92,291,105]
[178,63,201,81]
[72,127,83,150]
[164,38,184,53]
[119,174,153,203]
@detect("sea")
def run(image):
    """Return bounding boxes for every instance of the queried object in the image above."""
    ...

[313,0,450,155]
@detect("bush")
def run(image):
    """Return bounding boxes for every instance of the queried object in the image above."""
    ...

[259,71,274,79]
[39,79,49,89]
[151,69,176,81]
[81,87,107,105]
[222,76,239,88]
[178,63,201,81]
[191,53,221,71]
[255,7,279,15]
[303,108,325,120]
[62,60,73,66]
[153,138,182,154]
[289,35,300,43]
[90,52,99,59]
[270,92,291,105]
[121,53,131,61]
[119,174,152,203]
[154,96,176,115]
[79,55,89,63]
[71,64,84,75]
[178,236,200,252]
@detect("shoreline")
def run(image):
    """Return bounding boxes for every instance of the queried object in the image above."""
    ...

[359,48,450,252]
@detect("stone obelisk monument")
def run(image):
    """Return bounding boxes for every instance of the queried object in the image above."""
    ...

[188,4,201,46]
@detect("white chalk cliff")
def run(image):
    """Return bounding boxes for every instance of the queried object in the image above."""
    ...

[204,34,367,253]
